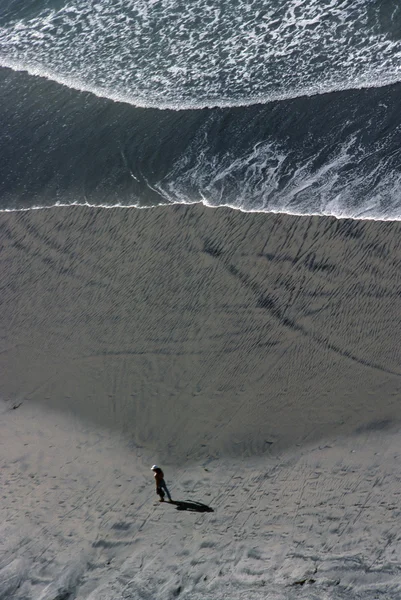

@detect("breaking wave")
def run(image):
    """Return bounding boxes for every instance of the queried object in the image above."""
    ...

[1,0,401,109]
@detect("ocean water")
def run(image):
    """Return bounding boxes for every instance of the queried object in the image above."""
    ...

[1,0,401,219]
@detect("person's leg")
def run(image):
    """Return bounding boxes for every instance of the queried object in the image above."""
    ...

[162,480,172,501]
[157,486,165,501]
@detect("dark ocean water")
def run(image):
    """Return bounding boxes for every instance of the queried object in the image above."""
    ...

[1,0,401,218]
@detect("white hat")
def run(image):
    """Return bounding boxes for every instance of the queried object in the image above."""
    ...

[151,465,158,470]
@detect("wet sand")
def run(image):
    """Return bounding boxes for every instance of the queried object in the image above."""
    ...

[1,205,401,459]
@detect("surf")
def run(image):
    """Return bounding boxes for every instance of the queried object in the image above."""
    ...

[2,57,401,111]
[1,0,401,110]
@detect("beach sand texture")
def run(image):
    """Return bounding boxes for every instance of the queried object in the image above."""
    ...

[1,205,401,598]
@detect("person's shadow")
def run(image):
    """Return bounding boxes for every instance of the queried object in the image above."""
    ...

[169,500,214,513]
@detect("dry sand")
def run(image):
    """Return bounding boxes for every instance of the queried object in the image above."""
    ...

[1,205,401,598]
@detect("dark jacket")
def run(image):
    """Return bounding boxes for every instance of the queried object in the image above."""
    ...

[154,468,164,487]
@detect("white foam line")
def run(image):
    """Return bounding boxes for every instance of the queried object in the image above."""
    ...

[0,198,399,222]
[1,58,401,111]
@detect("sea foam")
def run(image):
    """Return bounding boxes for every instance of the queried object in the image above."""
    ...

[1,0,401,109]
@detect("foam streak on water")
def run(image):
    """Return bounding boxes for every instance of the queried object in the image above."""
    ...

[1,0,401,109]
[156,135,401,220]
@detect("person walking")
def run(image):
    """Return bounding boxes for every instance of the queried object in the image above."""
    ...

[151,465,172,502]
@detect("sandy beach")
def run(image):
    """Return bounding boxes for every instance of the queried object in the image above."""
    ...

[1,204,401,598]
